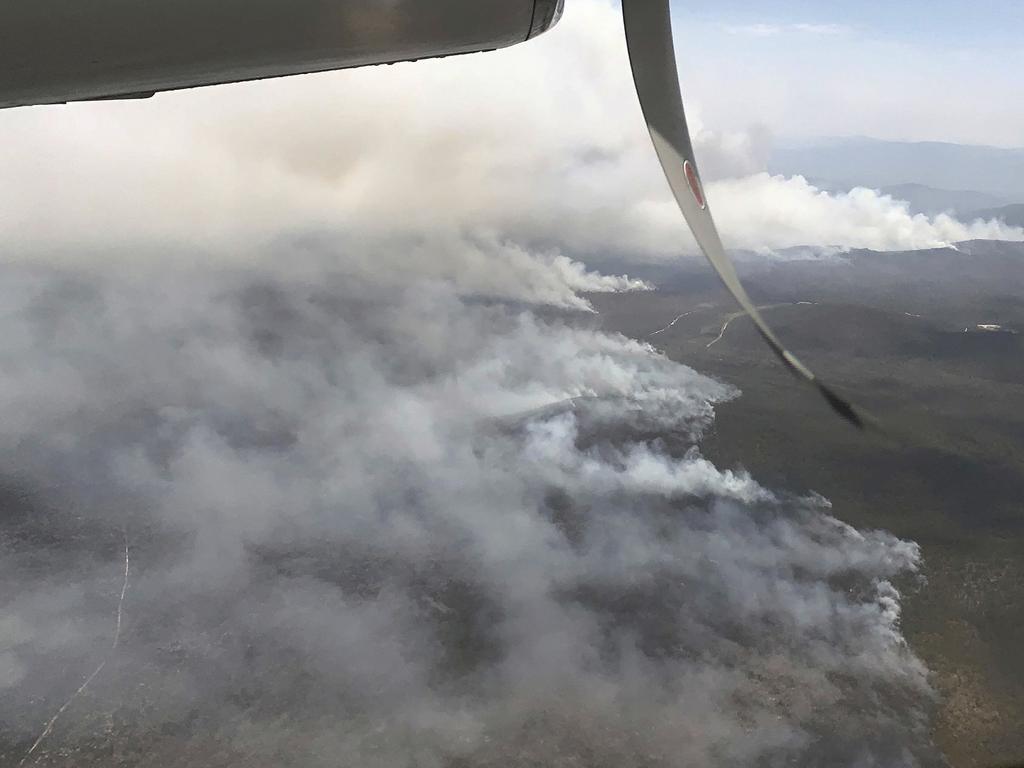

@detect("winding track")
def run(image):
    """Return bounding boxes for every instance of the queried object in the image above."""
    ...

[20,534,130,767]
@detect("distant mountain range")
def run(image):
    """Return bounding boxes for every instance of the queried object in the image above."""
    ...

[875,183,1008,217]
[963,203,1024,227]
[770,137,1024,203]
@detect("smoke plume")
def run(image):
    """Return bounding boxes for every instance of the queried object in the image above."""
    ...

[0,261,937,766]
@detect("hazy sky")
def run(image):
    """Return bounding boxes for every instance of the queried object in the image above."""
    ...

[674,0,1024,46]
[668,0,1024,146]
[1,0,1020,267]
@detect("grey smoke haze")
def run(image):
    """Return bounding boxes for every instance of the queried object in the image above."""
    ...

[0,260,937,766]
[0,0,951,765]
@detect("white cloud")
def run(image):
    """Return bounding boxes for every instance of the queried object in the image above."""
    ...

[724,23,783,37]
[792,22,850,35]
[724,22,849,38]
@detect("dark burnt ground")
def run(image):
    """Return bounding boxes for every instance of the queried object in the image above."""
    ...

[589,241,1024,768]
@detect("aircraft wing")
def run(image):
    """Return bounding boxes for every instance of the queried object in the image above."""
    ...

[0,0,563,109]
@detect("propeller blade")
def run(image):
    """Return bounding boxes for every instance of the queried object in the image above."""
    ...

[621,0,869,430]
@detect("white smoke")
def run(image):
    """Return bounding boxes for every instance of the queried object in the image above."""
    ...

[0,264,937,766]
[706,174,1024,252]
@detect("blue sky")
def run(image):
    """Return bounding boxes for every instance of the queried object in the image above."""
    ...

[662,0,1024,147]
[672,0,1024,49]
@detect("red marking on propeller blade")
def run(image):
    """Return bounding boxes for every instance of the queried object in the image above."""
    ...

[683,160,706,209]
